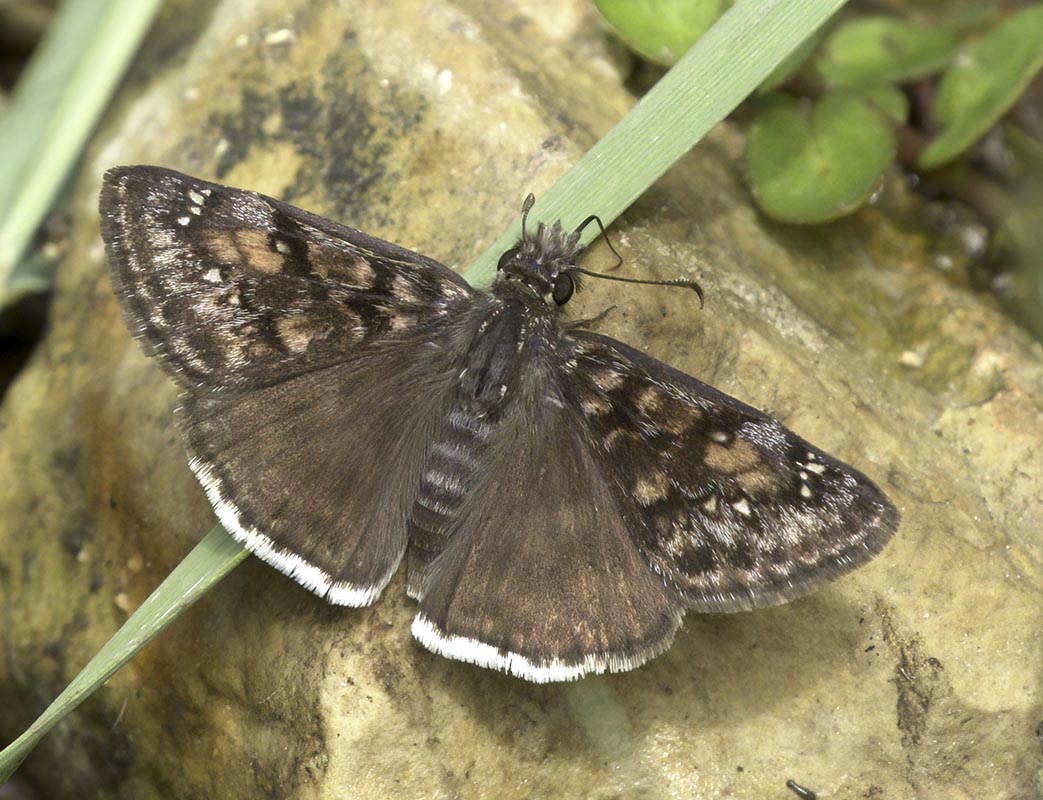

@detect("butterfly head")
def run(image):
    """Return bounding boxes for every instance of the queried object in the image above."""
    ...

[497,219,584,306]
[496,194,706,308]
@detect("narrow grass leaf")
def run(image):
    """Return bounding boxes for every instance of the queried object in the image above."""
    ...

[465,0,850,286]
[0,0,162,310]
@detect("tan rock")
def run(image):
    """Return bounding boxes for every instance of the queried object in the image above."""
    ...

[1,0,1041,798]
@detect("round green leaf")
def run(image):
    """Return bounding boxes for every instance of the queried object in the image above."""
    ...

[595,0,727,66]
[920,5,1043,170]
[745,91,895,224]
[817,16,959,87]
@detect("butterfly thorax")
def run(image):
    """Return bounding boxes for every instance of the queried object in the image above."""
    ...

[457,280,557,420]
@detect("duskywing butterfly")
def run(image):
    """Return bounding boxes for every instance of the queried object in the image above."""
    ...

[99,166,898,682]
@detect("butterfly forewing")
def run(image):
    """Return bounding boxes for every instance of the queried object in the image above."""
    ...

[559,331,899,612]
[100,166,473,391]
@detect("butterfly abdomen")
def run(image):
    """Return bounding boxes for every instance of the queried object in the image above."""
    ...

[405,286,557,595]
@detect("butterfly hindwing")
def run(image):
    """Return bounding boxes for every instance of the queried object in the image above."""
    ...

[560,331,899,613]
[411,381,683,682]
[180,335,469,605]
[100,166,473,391]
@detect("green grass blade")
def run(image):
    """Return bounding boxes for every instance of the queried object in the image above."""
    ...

[0,526,248,783]
[1,0,846,782]
[464,0,848,286]
[0,0,162,310]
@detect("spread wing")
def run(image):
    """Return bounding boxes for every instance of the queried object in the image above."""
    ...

[409,317,683,683]
[559,331,899,613]
[411,389,683,683]
[100,166,477,603]
[100,165,472,391]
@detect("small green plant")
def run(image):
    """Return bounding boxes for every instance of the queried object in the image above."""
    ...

[598,1,1043,224]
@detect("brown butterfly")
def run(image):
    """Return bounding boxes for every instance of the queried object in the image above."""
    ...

[100,166,898,682]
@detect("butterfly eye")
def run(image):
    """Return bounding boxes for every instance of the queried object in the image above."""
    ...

[551,273,574,305]
[497,248,520,272]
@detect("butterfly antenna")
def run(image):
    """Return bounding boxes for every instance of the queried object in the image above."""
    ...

[570,213,703,307]
[570,268,705,308]
[521,193,535,239]
[573,213,622,269]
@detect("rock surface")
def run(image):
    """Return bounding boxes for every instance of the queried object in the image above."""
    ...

[1,0,1041,798]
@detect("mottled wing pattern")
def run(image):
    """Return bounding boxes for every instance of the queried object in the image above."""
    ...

[560,331,899,613]
[100,166,472,391]
[100,165,477,604]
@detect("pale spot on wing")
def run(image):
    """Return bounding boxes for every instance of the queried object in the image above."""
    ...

[388,313,416,332]
[202,268,222,284]
[345,257,376,288]
[204,230,241,264]
[734,468,779,495]
[805,462,826,475]
[635,387,662,416]
[235,229,284,273]
[590,368,624,391]
[634,468,670,505]
[392,274,422,303]
[731,497,752,516]
[276,315,331,353]
[704,439,761,473]
[603,427,627,449]
[580,394,611,416]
